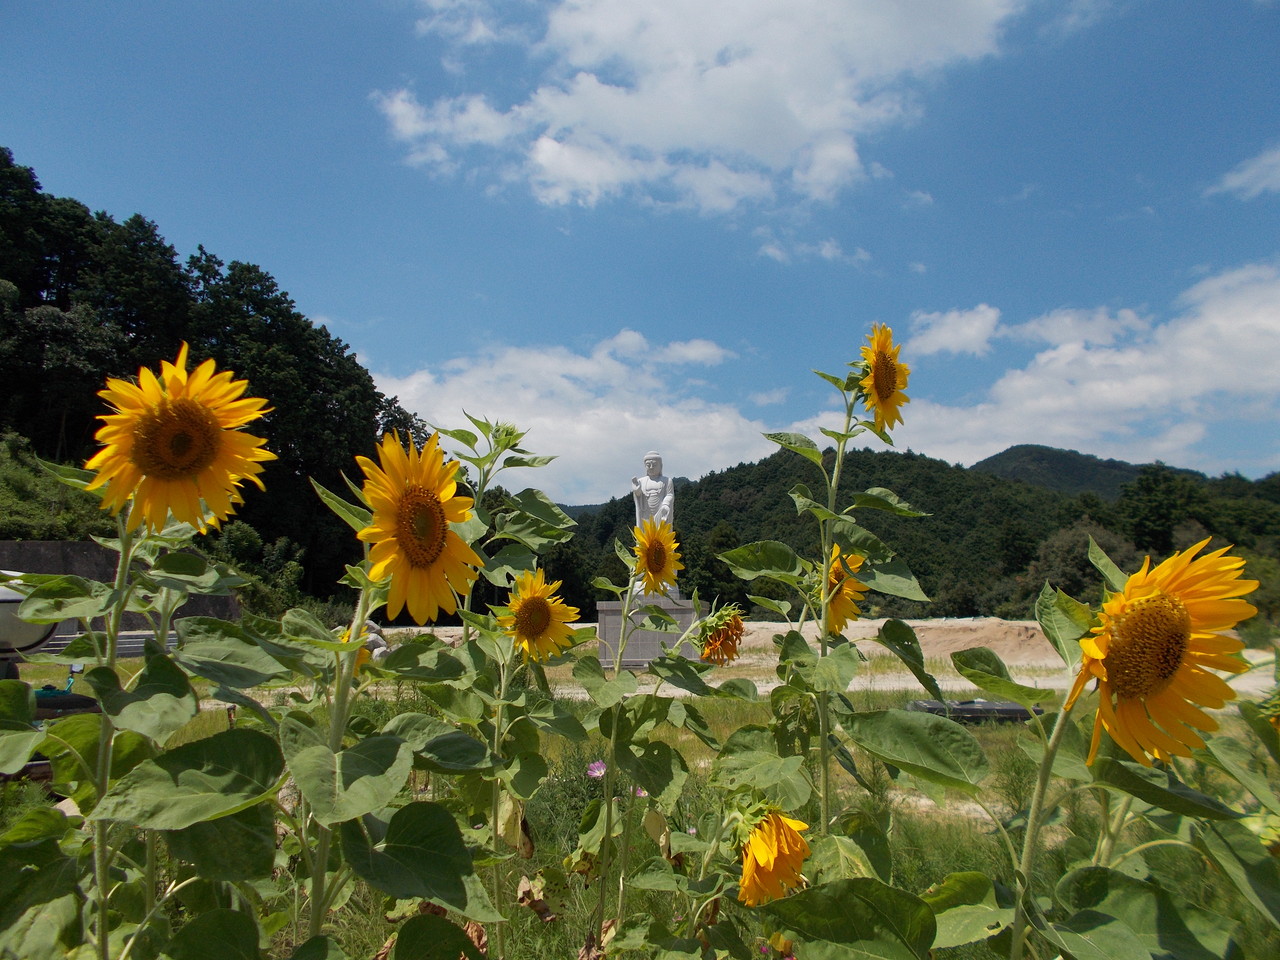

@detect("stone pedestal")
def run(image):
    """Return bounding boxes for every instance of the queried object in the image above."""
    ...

[597,592,698,670]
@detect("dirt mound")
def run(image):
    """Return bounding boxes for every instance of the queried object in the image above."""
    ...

[408,617,1061,667]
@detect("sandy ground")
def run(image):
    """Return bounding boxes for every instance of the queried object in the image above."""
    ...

[415,617,1056,662]
[405,617,1276,699]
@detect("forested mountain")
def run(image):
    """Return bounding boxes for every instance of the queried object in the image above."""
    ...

[0,147,424,593]
[2,146,1277,637]
[550,446,1280,635]
[970,444,1145,499]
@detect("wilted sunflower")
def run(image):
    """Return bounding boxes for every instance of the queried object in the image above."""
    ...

[356,432,482,624]
[701,607,745,665]
[739,811,810,907]
[633,517,683,596]
[84,342,275,533]
[825,545,869,636]
[858,324,910,431]
[1065,538,1258,766]
[499,568,580,661]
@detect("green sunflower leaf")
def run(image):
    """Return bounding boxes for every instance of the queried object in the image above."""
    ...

[310,478,372,533]
[764,431,825,469]
[762,878,935,960]
[1035,583,1093,666]
[718,541,805,584]
[1088,536,1129,592]
[839,709,989,795]
[950,647,1055,709]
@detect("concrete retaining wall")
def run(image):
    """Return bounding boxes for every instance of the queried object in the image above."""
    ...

[0,540,239,629]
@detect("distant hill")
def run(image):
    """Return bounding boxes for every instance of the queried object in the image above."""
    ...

[970,444,1203,500]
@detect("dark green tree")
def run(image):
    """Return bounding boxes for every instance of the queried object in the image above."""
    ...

[1116,463,1211,554]
[185,249,405,593]
[76,212,192,366]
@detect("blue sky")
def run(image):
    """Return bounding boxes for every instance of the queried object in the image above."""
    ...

[3,0,1279,503]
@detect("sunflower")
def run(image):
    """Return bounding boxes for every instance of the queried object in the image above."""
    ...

[84,342,275,533]
[356,432,482,624]
[858,324,910,431]
[701,607,745,666]
[1065,538,1258,766]
[739,811,810,907]
[498,568,581,661]
[633,517,683,596]
[825,544,869,636]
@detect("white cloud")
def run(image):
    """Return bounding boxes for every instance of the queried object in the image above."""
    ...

[382,0,1027,212]
[1040,0,1116,38]
[750,387,789,406]
[1011,306,1148,347]
[372,329,772,504]
[1206,144,1280,200]
[906,304,1001,356]
[752,229,871,265]
[891,261,1280,475]
[375,264,1280,505]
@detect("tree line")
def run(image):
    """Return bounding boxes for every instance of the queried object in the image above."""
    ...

[0,146,424,595]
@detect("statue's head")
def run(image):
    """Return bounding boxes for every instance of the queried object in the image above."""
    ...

[643,451,663,477]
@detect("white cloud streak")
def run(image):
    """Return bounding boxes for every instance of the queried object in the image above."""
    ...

[1206,144,1280,200]
[379,0,1027,212]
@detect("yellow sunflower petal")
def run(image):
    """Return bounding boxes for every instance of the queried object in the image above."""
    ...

[858,323,910,431]
[357,432,481,625]
[633,518,683,596]
[499,568,581,662]
[1069,540,1256,766]
[738,811,810,907]
[82,343,275,533]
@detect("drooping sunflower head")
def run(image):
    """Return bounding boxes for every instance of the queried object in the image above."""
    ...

[700,605,745,666]
[857,323,910,431]
[84,342,276,533]
[498,568,580,662]
[1065,538,1258,766]
[738,810,810,907]
[825,544,869,636]
[356,431,482,625]
[633,517,683,596]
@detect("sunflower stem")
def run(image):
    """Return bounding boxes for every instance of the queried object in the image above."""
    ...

[307,586,371,942]
[685,814,727,939]
[813,388,856,834]
[1095,794,1133,867]
[594,585,638,945]
[490,646,513,960]
[615,781,639,921]
[1010,700,1074,960]
[94,512,135,960]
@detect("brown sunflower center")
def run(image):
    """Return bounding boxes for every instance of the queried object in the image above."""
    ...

[871,352,898,401]
[645,543,667,573]
[514,597,552,638]
[1105,592,1191,699]
[131,398,223,479]
[396,485,447,567]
